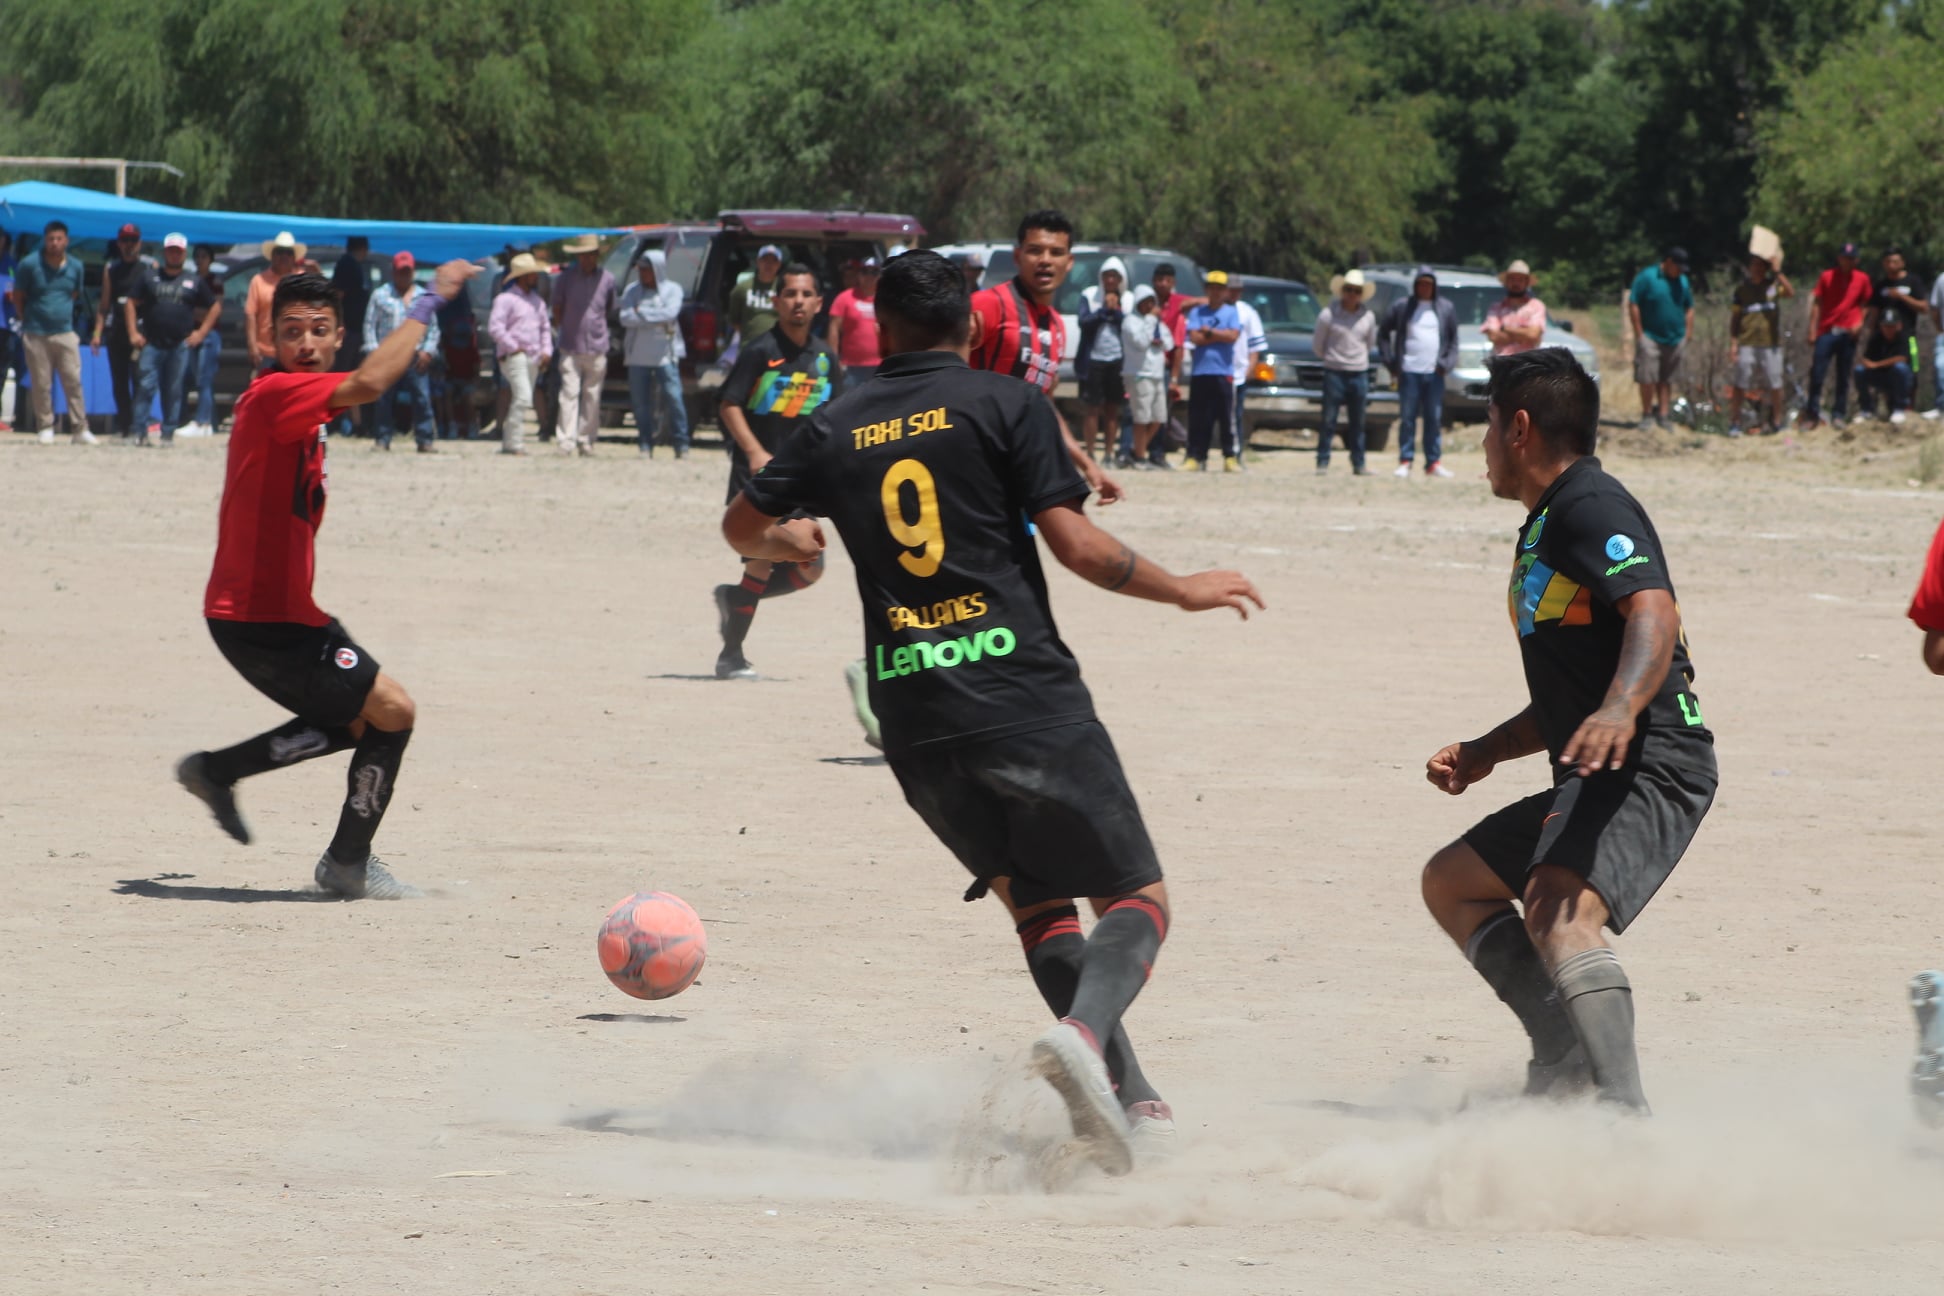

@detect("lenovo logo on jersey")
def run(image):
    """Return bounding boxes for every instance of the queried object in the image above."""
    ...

[873,626,1017,679]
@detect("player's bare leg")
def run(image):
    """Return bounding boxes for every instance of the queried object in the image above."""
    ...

[714,553,826,680]
[1422,842,1587,1098]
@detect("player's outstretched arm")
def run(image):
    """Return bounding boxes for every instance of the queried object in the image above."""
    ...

[1033,499,1261,618]
[1426,704,1543,795]
[331,260,477,409]
[1559,587,1680,777]
[722,494,825,565]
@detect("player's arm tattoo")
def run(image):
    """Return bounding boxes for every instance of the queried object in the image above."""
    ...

[1098,543,1139,591]
[1476,704,1544,764]
[1600,597,1678,716]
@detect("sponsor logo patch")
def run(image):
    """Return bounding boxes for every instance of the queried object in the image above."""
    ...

[334,647,360,670]
[1605,534,1636,562]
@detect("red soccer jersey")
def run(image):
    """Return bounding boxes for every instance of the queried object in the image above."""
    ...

[1911,517,1944,633]
[204,370,344,625]
[1812,268,1873,337]
[970,278,1065,393]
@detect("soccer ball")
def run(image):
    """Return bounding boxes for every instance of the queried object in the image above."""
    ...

[597,891,707,1000]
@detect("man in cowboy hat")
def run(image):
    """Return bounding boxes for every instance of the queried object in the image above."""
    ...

[246,232,307,376]
[552,233,616,455]
[487,252,552,456]
[1484,260,1547,358]
[1313,269,1377,475]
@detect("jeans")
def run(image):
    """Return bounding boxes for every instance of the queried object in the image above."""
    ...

[1185,373,1232,462]
[1854,361,1913,414]
[1318,368,1368,469]
[843,364,879,392]
[1397,370,1443,464]
[134,339,191,440]
[376,365,437,447]
[627,361,689,452]
[1804,330,1857,421]
[193,331,222,427]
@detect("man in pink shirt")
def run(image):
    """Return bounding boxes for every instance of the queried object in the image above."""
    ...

[1800,241,1874,431]
[1483,260,1547,356]
[486,253,552,456]
[827,256,881,387]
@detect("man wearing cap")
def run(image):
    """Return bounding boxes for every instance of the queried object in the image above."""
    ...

[126,233,220,446]
[1801,242,1873,431]
[1628,248,1694,432]
[363,252,442,452]
[1860,246,1923,422]
[1182,271,1242,471]
[1484,261,1547,358]
[828,256,882,387]
[95,222,156,440]
[487,253,550,456]
[1378,265,1459,478]
[8,219,94,444]
[956,249,986,291]
[729,244,785,344]
[620,248,688,458]
[552,234,616,456]
[246,233,306,377]
[1312,269,1377,476]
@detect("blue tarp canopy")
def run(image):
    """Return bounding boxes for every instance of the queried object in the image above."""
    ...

[0,180,616,262]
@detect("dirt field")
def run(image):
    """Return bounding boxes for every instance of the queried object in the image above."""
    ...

[5,417,1944,1295]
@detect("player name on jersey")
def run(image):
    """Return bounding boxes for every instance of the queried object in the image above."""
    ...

[886,591,988,631]
[851,405,955,449]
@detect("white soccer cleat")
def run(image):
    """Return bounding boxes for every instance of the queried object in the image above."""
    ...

[1911,972,1944,1127]
[1032,1019,1134,1176]
[1126,1099,1179,1164]
[843,658,882,750]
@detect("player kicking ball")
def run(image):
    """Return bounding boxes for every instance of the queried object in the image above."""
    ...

[1420,347,1716,1112]
[177,261,478,899]
[722,252,1261,1174]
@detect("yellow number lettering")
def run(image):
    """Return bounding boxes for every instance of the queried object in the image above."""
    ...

[880,458,944,578]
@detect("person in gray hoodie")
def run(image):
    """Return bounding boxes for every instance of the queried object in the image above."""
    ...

[619,248,688,457]
[1376,265,1459,478]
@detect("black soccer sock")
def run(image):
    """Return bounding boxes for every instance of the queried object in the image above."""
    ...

[1066,895,1168,1056]
[1017,907,1161,1106]
[761,553,823,599]
[721,570,765,653]
[325,726,412,866]
[203,718,356,785]
[1553,947,1650,1112]
[1465,909,1579,1065]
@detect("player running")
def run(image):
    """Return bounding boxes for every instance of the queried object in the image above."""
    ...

[712,264,837,679]
[1903,515,1944,1122]
[723,251,1261,1173]
[1419,347,1717,1112]
[176,261,478,899]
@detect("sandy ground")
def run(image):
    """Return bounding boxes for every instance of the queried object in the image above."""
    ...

[5,416,1944,1295]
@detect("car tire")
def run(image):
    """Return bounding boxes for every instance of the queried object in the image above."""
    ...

[1365,419,1392,454]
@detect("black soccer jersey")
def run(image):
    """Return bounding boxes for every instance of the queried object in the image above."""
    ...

[743,349,1096,756]
[720,326,839,474]
[1508,456,1707,763]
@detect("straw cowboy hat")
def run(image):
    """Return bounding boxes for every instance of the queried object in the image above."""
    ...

[561,233,601,254]
[260,230,307,260]
[1328,268,1371,297]
[1498,259,1537,285]
[505,252,544,279]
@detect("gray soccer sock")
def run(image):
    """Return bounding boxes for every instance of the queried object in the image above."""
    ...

[1553,947,1650,1112]
[1464,910,1578,1064]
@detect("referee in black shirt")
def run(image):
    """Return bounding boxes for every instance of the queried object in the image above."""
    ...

[723,251,1261,1174]
[1421,347,1716,1113]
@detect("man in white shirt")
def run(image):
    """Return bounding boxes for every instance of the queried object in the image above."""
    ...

[1312,269,1377,475]
[1227,283,1268,468]
[619,249,688,457]
[1376,265,1458,477]
[1120,285,1175,469]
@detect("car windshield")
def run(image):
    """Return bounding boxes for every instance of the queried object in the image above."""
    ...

[1237,283,1320,332]
[984,249,1205,310]
[1442,284,1506,327]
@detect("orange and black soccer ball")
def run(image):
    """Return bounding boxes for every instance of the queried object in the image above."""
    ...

[597,891,706,1000]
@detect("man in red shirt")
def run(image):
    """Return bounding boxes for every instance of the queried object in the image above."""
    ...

[177,260,477,899]
[1912,517,1944,675]
[1800,241,1873,431]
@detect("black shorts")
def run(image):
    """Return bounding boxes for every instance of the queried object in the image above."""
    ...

[207,618,380,728]
[889,720,1162,909]
[1462,728,1717,933]
[1080,366,1126,407]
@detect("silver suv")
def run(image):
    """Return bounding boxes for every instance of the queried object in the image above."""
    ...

[1358,264,1601,419]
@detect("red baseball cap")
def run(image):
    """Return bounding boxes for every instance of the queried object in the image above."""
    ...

[392,251,416,269]
[118,223,140,240]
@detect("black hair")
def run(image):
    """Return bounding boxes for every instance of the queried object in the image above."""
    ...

[877,249,969,348]
[193,243,216,260]
[43,219,66,236]
[1016,208,1074,248]
[778,261,818,290]
[347,235,370,252]
[1486,347,1599,457]
[1153,262,1177,280]
[269,272,341,326]
[1883,244,1906,259]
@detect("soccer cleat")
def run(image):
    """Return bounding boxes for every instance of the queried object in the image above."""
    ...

[1910,972,1944,1127]
[715,650,758,681]
[1427,462,1454,478]
[1032,1019,1134,1176]
[176,753,251,845]
[1126,1099,1179,1163]
[1524,1042,1594,1099]
[842,658,883,750]
[314,851,423,900]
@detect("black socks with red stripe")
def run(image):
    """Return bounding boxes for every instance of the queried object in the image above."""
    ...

[720,571,766,653]
[1064,894,1168,1074]
[203,718,356,785]
[1465,909,1579,1066]
[325,726,411,866]
[1016,906,1160,1106]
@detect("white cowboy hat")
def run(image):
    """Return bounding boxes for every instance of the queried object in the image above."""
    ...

[1328,268,1371,297]
[260,230,307,260]
[506,252,544,278]
[1498,259,1536,285]
[561,234,601,254]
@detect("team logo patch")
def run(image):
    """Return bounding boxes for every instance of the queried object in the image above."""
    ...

[1523,509,1548,550]
[1605,534,1636,562]
[334,647,360,670]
